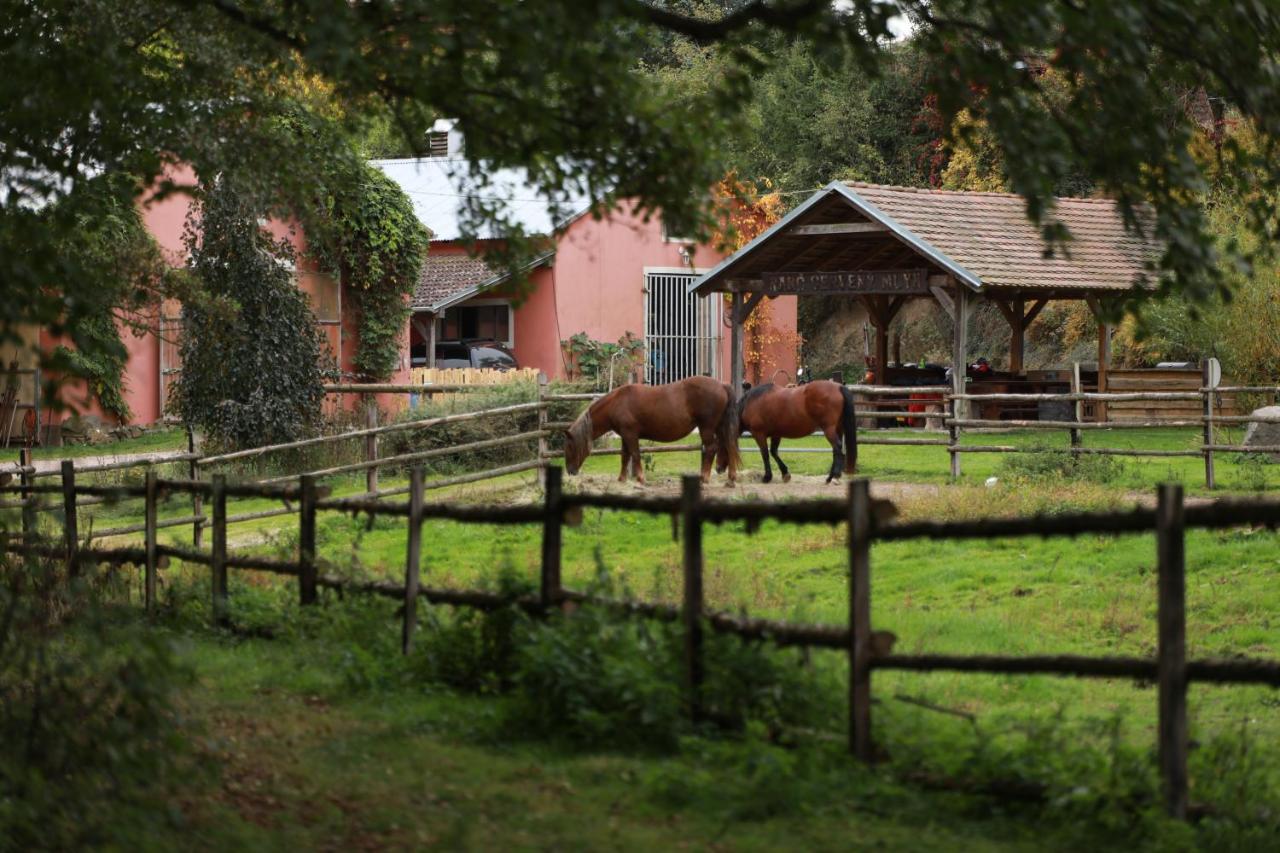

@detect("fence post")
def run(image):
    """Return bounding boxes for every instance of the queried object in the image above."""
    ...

[402,466,424,654]
[298,474,317,606]
[1070,362,1083,448]
[1201,360,1215,490]
[848,478,874,760]
[540,464,563,609]
[188,426,203,548]
[19,448,34,546]
[536,372,549,487]
[61,460,78,576]
[947,394,961,481]
[1156,483,1188,820]
[144,470,158,612]
[680,475,704,722]
[364,395,379,495]
[211,474,228,626]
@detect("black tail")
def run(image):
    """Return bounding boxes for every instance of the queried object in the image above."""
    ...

[714,383,742,476]
[840,384,858,474]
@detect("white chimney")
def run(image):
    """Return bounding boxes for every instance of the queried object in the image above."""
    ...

[429,118,463,158]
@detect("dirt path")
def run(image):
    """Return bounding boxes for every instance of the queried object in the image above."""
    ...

[0,449,191,476]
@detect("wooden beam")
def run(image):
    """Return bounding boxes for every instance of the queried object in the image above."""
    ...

[930,286,955,321]
[1023,298,1049,327]
[730,293,744,393]
[790,222,888,236]
[739,291,765,322]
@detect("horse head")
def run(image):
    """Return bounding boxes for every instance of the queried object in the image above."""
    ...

[563,411,593,475]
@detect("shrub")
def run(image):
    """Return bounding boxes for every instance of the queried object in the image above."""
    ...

[0,555,190,848]
[997,446,1126,485]
[382,381,541,476]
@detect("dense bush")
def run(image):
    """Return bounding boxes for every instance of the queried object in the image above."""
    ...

[171,177,330,450]
[381,381,542,476]
[0,556,190,848]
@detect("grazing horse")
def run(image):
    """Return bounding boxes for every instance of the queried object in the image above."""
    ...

[563,376,740,485]
[735,380,857,484]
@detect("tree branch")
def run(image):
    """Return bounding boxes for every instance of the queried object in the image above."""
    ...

[619,0,832,44]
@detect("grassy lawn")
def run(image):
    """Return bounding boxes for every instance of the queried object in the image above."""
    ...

[9,425,1279,847]
[158,632,1083,851]
[0,426,189,463]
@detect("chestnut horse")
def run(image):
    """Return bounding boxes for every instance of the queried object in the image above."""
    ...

[563,376,740,485]
[734,380,857,484]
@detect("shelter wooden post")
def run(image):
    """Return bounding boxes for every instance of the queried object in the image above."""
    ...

[848,479,873,760]
[681,475,704,722]
[144,470,158,612]
[364,396,379,495]
[1087,298,1112,422]
[729,292,745,394]
[298,475,318,606]
[210,474,228,627]
[861,296,907,385]
[402,467,424,654]
[540,465,563,609]
[1156,483,1188,820]
[994,297,1047,376]
[60,460,78,576]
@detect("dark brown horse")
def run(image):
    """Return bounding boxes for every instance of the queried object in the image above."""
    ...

[734,380,857,484]
[563,376,740,485]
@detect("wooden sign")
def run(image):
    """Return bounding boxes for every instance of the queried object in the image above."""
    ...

[759,269,929,295]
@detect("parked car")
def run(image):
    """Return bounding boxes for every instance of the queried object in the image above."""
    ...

[410,339,519,370]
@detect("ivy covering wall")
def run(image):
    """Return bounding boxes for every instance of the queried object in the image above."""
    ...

[310,163,429,381]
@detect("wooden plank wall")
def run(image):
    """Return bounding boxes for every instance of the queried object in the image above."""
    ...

[1106,369,1237,422]
[409,366,541,387]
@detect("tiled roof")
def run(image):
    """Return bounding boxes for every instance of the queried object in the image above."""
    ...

[413,254,498,311]
[843,182,1159,292]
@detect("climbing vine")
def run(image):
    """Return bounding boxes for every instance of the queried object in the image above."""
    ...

[310,163,429,381]
[712,173,802,383]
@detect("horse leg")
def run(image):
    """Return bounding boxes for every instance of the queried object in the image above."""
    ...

[754,433,773,483]
[626,436,646,486]
[823,426,844,484]
[699,431,715,485]
[770,436,790,483]
[618,435,632,482]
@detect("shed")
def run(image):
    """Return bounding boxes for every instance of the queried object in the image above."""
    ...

[690,181,1161,410]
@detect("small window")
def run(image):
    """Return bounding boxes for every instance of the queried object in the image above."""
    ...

[439,303,510,344]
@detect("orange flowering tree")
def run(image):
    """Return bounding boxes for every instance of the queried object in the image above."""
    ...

[711,173,802,384]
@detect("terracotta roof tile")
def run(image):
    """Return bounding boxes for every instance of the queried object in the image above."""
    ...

[843,182,1160,291]
[413,254,497,310]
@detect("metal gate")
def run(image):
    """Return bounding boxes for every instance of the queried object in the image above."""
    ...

[643,271,721,385]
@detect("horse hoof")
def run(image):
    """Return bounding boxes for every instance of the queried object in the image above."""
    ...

[782,473,791,484]
[762,475,772,484]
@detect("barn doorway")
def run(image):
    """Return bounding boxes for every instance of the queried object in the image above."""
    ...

[643,269,722,385]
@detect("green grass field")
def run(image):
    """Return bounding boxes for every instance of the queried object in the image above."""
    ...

[8,426,1280,848]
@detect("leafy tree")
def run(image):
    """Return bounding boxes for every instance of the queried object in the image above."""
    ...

[8,0,1280,381]
[171,179,328,448]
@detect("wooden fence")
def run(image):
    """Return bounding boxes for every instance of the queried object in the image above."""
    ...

[2,464,1279,819]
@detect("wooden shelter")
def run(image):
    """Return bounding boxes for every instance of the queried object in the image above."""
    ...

[689,181,1161,411]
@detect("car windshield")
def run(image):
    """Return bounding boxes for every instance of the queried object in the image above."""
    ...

[472,346,516,370]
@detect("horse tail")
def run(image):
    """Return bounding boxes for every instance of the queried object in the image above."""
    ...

[716,383,741,474]
[840,383,858,474]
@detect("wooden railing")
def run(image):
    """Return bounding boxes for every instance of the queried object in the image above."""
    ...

[2,466,1279,819]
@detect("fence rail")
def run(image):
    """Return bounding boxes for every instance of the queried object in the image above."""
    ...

[2,459,1278,820]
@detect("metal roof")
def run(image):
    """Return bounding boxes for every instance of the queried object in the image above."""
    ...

[371,157,592,243]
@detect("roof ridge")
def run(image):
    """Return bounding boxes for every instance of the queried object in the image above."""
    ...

[842,180,1121,206]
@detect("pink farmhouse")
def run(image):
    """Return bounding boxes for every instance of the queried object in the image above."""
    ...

[7,127,796,439]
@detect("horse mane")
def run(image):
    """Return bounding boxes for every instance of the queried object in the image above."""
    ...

[564,409,594,470]
[738,381,777,414]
